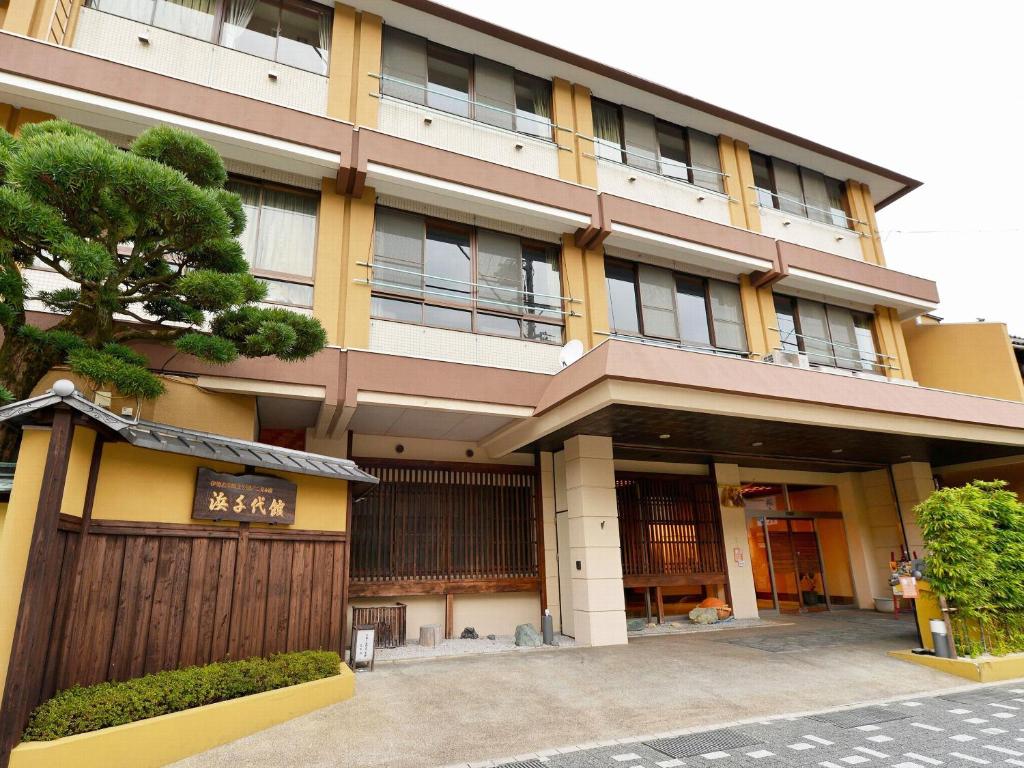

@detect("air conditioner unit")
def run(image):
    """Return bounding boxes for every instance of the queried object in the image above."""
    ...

[772,350,810,369]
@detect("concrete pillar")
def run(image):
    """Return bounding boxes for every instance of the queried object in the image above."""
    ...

[836,472,883,608]
[891,461,934,558]
[713,463,758,619]
[538,452,560,631]
[563,435,626,646]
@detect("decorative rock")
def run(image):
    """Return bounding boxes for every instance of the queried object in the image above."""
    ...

[514,623,542,647]
[626,618,646,632]
[688,607,719,625]
[486,633,496,641]
[460,626,479,640]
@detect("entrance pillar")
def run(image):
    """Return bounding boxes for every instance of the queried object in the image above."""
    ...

[563,435,627,646]
[713,463,758,619]
[890,461,934,557]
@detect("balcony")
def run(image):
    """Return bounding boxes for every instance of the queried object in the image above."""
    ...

[71,7,327,115]
[594,156,732,227]
[374,81,562,179]
[753,189,865,261]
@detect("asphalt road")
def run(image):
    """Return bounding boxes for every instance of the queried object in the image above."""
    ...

[465,681,1024,768]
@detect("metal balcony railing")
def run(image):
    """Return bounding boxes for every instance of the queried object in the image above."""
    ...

[750,187,865,231]
[597,330,753,358]
[770,327,898,373]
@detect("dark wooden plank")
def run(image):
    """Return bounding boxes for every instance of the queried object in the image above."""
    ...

[39,530,79,701]
[210,537,237,661]
[263,540,293,655]
[193,538,224,666]
[622,573,728,588]
[444,593,454,640]
[348,577,541,597]
[145,537,189,674]
[106,535,158,682]
[655,586,665,624]
[237,538,271,659]
[178,537,210,668]
[308,543,332,650]
[328,542,344,654]
[286,541,313,652]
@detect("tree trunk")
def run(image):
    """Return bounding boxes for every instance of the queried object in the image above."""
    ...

[0,331,64,460]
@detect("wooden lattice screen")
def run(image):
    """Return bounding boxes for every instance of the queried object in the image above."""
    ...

[616,474,725,579]
[350,462,538,588]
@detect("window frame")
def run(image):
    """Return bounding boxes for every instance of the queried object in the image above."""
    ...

[604,257,748,354]
[85,0,332,74]
[381,25,555,141]
[226,175,319,310]
[750,151,853,229]
[591,100,724,191]
[774,293,881,372]
[371,208,566,345]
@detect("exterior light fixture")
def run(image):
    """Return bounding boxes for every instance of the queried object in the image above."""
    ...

[659,434,671,439]
[627,175,637,182]
[137,33,150,44]
[751,441,763,447]
[267,71,279,81]
[423,117,432,125]
[514,142,524,150]
[831,448,843,454]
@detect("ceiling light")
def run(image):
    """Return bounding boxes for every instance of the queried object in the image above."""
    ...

[831,448,843,454]
[900,454,912,460]
[659,434,671,440]
[751,441,764,447]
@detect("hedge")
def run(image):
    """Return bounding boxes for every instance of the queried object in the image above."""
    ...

[22,650,341,741]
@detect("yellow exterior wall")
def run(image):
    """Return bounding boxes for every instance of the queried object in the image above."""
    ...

[846,181,885,266]
[314,177,346,345]
[339,186,376,349]
[326,3,382,127]
[32,371,257,439]
[562,234,608,350]
[872,306,914,381]
[719,136,760,232]
[738,275,768,358]
[91,442,347,531]
[1,105,55,135]
[0,429,74,700]
[571,84,597,188]
[902,320,1024,401]
[550,78,577,183]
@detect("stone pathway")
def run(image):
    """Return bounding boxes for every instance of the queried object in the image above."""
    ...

[374,634,576,662]
[456,681,1024,767]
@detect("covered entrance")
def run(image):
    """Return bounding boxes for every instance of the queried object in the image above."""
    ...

[743,484,856,614]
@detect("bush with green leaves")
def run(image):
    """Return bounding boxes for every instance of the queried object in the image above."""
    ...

[0,120,327,457]
[22,650,341,741]
[916,480,1024,656]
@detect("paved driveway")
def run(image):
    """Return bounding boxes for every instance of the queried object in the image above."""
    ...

[171,612,974,768]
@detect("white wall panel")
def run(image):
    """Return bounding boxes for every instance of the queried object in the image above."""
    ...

[758,206,864,261]
[596,158,732,226]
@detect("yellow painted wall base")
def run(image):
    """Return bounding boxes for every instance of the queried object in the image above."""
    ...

[9,666,355,768]
[888,649,1024,683]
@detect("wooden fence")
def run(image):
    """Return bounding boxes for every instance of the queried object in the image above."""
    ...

[32,517,346,707]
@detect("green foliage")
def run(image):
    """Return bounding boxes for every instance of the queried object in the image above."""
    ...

[0,120,327,403]
[22,650,340,742]
[916,481,1024,656]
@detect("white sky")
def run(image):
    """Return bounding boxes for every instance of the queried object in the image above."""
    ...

[434,0,1024,333]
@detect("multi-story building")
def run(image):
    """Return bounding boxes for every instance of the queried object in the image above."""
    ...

[3,0,1024,646]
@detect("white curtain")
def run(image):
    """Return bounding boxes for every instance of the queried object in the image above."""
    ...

[220,0,259,48]
[254,189,317,277]
[152,0,215,39]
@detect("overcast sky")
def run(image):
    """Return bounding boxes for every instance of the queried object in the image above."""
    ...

[436,0,1024,332]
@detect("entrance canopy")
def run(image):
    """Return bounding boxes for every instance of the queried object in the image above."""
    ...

[0,382,379,495]
[482,340,1024,472]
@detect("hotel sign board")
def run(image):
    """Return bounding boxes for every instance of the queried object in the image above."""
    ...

[193,468,297,524]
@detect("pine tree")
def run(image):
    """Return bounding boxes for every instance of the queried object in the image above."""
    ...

[0,120,327,456]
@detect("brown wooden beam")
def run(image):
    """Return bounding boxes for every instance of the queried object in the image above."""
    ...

[444,593,454,640]
[0,408,75,768]
[349,577,541,598]
[622,573,728,588]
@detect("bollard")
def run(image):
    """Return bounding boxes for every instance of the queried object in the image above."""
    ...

[930,618,953,659]
[542,610,555,645]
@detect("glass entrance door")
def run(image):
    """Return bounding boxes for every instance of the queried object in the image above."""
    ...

[747,516,830,614]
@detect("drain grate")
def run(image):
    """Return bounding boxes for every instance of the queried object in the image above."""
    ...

[809,706,910,728]
[493,761,546,768]
[645,728,761,757]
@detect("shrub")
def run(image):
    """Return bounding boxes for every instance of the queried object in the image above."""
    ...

[916,481,1024,657]
[22,650,340,741]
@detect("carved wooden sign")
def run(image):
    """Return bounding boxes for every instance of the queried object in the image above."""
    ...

[193,468,297,524]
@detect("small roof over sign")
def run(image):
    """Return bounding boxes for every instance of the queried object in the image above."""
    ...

[0,384,379,496]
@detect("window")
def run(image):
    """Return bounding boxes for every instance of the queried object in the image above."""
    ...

[86,0,331,73]
[750,151,852,228]
[371,207,565,343]
[605,258,748,353]
[381,26,553,140]
[591,99,724,192]
[774,295,879,371]
[226,178,317,308]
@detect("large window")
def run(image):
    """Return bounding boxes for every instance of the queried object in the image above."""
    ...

[750,152,850,228]
[381,26,553,139]
[605,258,748,354]
[371,208,565,344]
[86,0,331,74]
[227,178,318,308]
[774,295,880,371]
[591,99,724,193]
